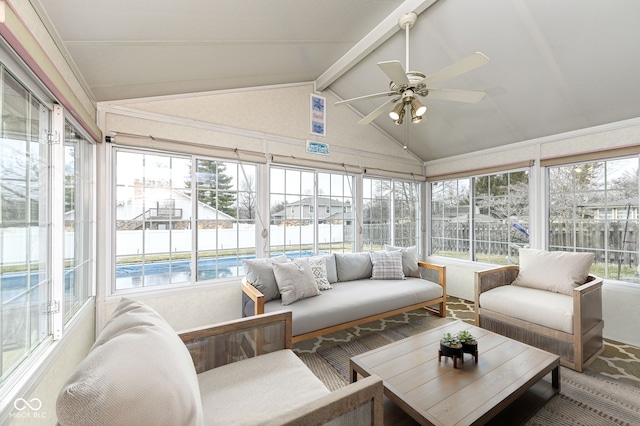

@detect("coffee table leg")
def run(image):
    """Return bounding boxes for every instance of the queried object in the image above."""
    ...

[350,360,357,383]
[552,364,560,392]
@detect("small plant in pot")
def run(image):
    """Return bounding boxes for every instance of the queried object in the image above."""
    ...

[457,330,478,363]
[439,332,463,361]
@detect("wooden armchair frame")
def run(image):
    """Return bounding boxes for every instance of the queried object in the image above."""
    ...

[475,265,604,372]
[179,311,384,425]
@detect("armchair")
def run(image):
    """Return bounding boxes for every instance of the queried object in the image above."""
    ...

[475,263,604,372]
[57,298,384,425]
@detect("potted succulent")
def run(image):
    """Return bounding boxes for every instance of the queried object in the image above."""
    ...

[458,330,478,363]
[439,332,463,366]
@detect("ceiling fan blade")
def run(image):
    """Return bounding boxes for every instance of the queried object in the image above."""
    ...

[419,52,490,87]
[378,61,410,86]
[358,97,400,125]
[335,91,397,106]
[426,89,487,103]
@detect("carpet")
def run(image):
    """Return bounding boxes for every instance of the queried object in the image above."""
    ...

[293,310,640,425]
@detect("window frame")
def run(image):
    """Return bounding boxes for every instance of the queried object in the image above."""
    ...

[429,167,531,265]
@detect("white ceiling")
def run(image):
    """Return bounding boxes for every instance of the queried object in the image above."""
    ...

[32,0,640,162]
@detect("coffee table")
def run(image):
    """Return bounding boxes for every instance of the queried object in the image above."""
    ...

[350,321,560,425]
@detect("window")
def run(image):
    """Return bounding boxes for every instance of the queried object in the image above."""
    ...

[114,149,256,289]
[270,167,355,256]
[63,121,94,323]
[0,68,50,383]
[363,177,421,251]
[431,170,529,264]
[548,157,639,282]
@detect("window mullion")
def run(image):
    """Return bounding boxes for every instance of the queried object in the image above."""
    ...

[50,104,65,339]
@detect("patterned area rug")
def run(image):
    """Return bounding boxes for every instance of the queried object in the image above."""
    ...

[293,299,640,425]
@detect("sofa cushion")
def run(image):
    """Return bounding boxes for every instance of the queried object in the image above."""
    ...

[273,258,321,305]
[309,255,332,290]
[335,252,373,281]
[323,253,338,283]
[57,298,203,426]
[370,250,405,280]
[384,244,420,278]
[513,249,594,295]
[198,350,329,426]
[263,277,443,336]
[479,285,574,333]
[242,254,288,301]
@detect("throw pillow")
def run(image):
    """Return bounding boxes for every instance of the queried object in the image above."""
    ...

[308,256,332,290]
[323,254,338,283]
[384,244,420,278]
[242,254,288,301]
[512,249,595,295]
[57,298,203,426]
[335,252,373,281]
[370,250,405,280]
[273,258,321,305]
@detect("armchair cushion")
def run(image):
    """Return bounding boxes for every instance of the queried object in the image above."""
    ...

[512,249,594,295]
[479,285,574,333]
[56,298,203,426]
[198,350,330,425]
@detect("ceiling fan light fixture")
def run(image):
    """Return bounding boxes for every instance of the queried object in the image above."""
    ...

[389,102,405,120]
[411,108,424,123]
[410,98,427,117]
[393,108,405,125]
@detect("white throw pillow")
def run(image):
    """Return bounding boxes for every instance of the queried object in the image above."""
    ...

[384,244,420,278]
[308,256,332,290]
[369,250,405,280]
[512,249,594,295]
[273,258,321,305]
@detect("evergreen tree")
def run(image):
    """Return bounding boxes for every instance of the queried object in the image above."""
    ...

[185,160,237,217]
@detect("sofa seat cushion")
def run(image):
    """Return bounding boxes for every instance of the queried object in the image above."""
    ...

[263,277,443,336]
[479,285,574,334]
[198,350,329,425]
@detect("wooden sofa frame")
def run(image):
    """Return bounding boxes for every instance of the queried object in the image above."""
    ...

[179,311,384,425]
[241,261,447,344]
[475,265,604,372]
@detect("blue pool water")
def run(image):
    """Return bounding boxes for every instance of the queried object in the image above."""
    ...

[1,251,320,296]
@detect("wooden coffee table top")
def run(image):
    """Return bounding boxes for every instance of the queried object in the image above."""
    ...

[350,320,560,426]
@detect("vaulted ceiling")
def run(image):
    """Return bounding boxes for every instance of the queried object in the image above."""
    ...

[32,0,640,161]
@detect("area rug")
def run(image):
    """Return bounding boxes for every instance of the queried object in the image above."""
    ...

[293,309,640,425]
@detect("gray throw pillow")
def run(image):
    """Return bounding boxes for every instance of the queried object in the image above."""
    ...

[242,255,288,301]
[370,250,405,280]
[273,258,321,305]
[384,245,420,278]
[335,252,373,281]
[308,256,332,290]
[323,254,338,283]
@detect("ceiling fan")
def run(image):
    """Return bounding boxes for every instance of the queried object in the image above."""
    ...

[336,12,490,125]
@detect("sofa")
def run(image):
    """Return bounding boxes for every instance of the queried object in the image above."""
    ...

[56,298,384,425]
[241,247,447,343]
[475,248,604,372]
